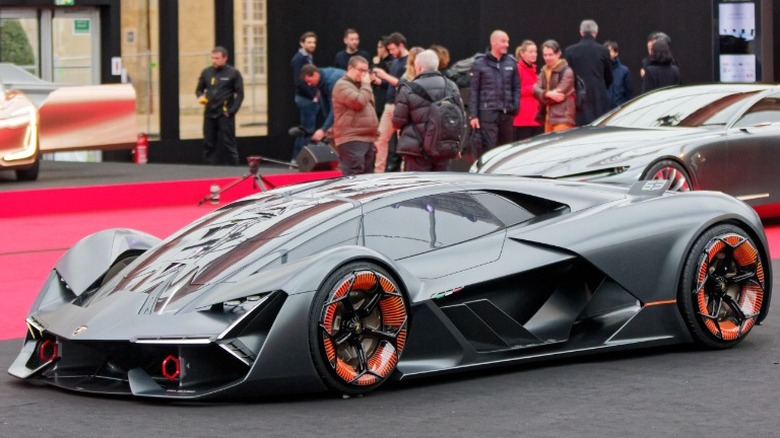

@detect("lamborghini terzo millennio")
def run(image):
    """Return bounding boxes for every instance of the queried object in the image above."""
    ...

[9,174,772,399]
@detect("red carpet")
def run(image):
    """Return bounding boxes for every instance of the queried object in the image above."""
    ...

[1,170,341,218]
[764,225,780,258]
[0,205,217,340]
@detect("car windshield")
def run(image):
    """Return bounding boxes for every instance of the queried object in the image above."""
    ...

[596,88,762,128]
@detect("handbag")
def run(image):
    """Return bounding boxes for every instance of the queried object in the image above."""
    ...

[467,127,484,160]
[534,105,547,125]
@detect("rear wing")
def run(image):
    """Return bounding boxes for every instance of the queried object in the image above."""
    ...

[37,84,136,152]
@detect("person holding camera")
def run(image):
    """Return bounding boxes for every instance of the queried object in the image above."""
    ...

[331,56,378,176]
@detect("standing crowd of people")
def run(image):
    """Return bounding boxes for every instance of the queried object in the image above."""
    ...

[279,20,681,175]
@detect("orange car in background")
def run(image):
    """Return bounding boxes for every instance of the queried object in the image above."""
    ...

[0,64,136,181]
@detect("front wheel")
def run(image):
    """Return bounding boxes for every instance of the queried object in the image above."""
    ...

[678,224,767,349]
[642,160,692,192]
[309,262,409,396]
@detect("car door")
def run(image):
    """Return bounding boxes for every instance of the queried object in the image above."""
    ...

[726,93,780,208]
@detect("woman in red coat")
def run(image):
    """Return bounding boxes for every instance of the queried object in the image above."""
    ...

[513,40,543,141]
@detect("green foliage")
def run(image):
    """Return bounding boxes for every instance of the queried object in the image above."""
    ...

[0,19,35,66]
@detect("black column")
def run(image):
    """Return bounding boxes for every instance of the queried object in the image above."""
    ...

[159,0,179,141]
[214,0,235,61]
[99,4,121,84]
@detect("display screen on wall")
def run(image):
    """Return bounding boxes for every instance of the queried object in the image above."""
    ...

[717,1,756,82]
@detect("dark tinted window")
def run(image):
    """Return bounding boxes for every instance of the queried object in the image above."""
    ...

[364,192,503,260]
[470,192,535,226]
[732,95,780,128]
[598,88,760,128]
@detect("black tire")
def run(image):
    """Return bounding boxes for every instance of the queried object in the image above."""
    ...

[15,158,40,181]
[309,261,409,396]
[678,224,767,349]
[642,160,692,192]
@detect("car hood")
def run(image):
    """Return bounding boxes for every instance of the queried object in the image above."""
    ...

[83,192,357,316]
[479,126,720,177]
[76,175,453,316]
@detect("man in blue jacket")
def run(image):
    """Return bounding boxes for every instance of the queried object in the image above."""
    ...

[300,65,346,143]
[469,30,520,152]
[604,40,633,108]
[290,32,318,161]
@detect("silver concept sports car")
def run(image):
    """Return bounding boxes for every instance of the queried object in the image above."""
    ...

[9,173,772,399]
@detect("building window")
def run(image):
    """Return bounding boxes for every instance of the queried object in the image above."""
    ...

[235,0,267,137]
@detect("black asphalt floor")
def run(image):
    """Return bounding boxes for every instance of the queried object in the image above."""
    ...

[1,263,778,437]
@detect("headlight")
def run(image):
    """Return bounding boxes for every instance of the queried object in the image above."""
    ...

[207,292,273,314]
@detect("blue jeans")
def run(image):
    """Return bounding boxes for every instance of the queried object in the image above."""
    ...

[293,95,319,161]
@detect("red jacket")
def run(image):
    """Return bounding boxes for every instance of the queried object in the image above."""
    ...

[513,59,540,127]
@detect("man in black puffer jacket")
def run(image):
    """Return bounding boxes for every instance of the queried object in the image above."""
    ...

[393,50,464,171]
[468,30,519,152]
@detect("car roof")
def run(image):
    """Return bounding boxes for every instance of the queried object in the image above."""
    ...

[652,83,779,94]
[260,172,627,212]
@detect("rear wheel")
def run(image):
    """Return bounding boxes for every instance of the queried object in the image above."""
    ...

[642,160,691,192]
[309,262,409,396]
[678,224,767,349]
[15,158,40,181]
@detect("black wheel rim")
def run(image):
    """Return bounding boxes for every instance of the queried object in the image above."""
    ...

[319,270,408,386]
[692,232,765,340]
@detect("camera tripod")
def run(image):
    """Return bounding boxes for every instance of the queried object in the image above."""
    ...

[197,155,297,206]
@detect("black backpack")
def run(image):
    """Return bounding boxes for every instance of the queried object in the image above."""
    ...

[558,67,587,111]
[405,78,467,160]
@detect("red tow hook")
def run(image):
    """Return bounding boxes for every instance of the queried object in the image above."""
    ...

[161,354,181,381]
[39,339,58,362]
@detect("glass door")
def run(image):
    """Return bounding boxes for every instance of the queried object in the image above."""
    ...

[52,8,100,85]
[49,8,102,161]
[0,8,40,77]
